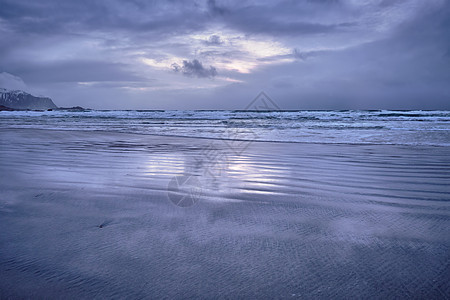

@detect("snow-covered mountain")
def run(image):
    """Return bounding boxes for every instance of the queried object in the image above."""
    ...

[0,88,57,110]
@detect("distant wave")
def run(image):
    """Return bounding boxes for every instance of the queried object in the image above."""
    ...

[1,110,449,146]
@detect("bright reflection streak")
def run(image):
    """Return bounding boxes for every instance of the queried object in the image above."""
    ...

[144,153,185,176]
[142,144,292,200]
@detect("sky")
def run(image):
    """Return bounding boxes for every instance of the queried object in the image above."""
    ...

[0,0,449,109]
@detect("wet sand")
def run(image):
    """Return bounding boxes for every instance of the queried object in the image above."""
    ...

[0,128,449,298]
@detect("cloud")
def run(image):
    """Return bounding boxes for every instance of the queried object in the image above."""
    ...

[172,59,218,78]
[207,0,228,16]
[203,35,223,45]
[205,0,354,36]
[0,72,27,90]
[10,60,146,84]
[0,0,448,109]
[292,48,324,61]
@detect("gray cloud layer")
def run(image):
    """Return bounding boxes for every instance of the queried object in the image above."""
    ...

[0,0,448,109]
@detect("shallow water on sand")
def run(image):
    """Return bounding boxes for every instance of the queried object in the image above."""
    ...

[0,128,449,298]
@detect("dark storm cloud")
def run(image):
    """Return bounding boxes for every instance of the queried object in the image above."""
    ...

[251,2,450,109]
[0,0,207,36]
[207,0,228,16]
[0,0,351,37]
[172,60,218,78]
[206,0,354,36]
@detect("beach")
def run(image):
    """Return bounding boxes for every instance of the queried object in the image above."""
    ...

[2,0,450,296]
[0,127,449,298]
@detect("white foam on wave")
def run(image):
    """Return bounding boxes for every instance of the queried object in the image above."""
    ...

[1,110,449,146]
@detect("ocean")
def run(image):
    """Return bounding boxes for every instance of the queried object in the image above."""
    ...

[1,110,449,146]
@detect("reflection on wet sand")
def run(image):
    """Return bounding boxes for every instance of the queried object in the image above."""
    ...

[0,128,449,299]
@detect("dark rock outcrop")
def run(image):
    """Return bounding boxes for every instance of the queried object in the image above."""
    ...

[57,106,86,111]
[0,88,58,110]
[0,105,15,111]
